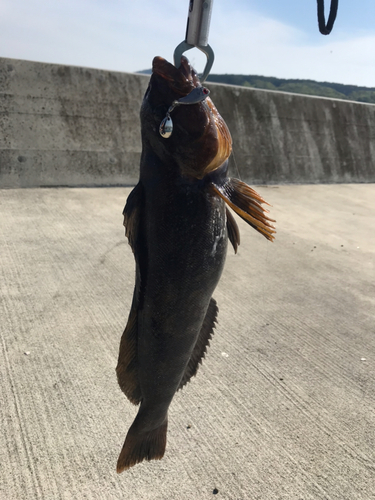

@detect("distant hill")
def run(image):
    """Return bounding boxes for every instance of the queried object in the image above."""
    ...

[206,74,375,104]
[137,69,375,104]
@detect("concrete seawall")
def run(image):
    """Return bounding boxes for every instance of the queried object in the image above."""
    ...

[1,57,374,187]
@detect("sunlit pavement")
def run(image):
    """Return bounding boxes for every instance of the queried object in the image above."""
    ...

[1,185,374,500]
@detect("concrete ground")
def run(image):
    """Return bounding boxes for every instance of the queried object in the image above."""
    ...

[1,184,374,500]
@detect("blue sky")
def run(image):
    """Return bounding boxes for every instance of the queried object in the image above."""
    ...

[1,0,375,87]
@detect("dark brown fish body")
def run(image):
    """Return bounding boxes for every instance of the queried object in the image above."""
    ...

[116,57,275,472]
[123,166,228,442]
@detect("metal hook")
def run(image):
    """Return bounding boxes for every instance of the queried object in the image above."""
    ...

[173,41,214,83]
[174,0,215,83]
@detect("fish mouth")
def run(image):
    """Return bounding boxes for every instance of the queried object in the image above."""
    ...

[152,56,232,177]
[152,56,199,94]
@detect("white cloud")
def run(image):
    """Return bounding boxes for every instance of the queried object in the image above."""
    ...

[209,8,375,86]
[214,33,375,86]
[0,0,374,87]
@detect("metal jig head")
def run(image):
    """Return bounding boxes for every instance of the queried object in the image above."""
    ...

[159,86,210,139]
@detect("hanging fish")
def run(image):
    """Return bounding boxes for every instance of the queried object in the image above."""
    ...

[116,55,275,472]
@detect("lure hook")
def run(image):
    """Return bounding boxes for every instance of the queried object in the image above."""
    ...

[159,86,210,139]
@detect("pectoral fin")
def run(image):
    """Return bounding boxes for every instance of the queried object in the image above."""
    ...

[178,298,218,390]
[211,178,276,242]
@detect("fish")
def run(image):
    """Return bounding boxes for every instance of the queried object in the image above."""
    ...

[115,55,275,472]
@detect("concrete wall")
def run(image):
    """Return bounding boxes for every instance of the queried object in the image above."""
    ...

[1,57,374,187]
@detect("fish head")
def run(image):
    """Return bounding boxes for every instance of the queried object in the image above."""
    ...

[140,56,232,179]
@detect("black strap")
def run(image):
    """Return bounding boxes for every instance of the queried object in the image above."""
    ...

[317,0,339,35]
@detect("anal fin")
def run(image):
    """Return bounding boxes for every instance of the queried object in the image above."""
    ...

[178,298,218,390]
[211,178,276,241]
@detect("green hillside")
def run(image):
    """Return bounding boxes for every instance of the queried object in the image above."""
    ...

[205,74,375,104]
[137,69,375,104]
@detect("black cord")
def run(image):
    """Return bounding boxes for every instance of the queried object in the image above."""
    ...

[317,0,339,35]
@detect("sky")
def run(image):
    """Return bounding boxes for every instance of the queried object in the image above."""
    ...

[1,0,375,87]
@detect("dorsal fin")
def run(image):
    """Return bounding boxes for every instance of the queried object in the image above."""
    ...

[210,178,276,241]
[178,298,218,390]
[117,183,145,405]
[226,207,240,253]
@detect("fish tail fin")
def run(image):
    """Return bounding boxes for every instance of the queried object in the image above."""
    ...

[116,419,168,473]
[211,178,276,242]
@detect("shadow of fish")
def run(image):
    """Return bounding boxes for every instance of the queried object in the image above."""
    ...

[116,56,275,472]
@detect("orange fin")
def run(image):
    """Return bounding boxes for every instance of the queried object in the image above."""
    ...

[211,178,276,241]
[226,207,240,254]
[117,420,168,473]
[178,298,218,390]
